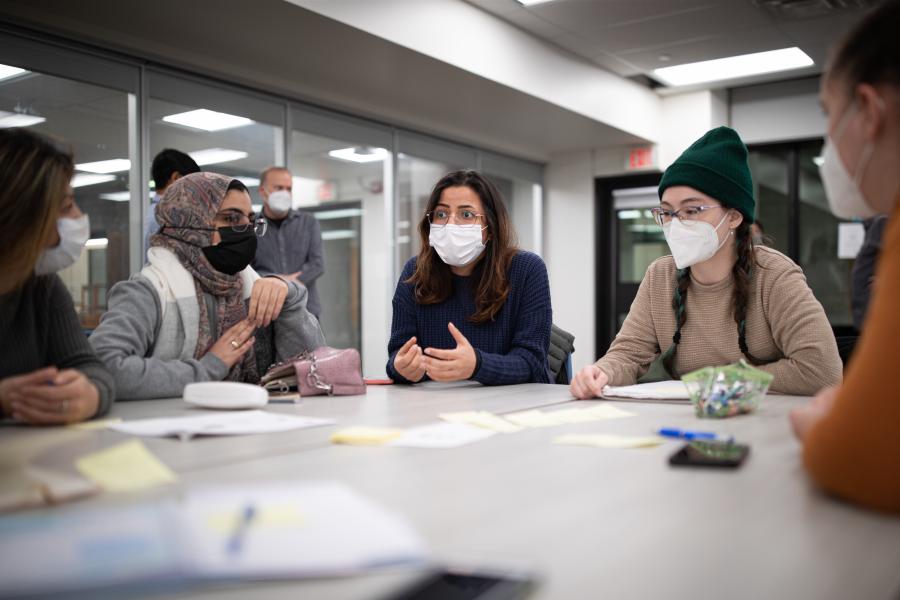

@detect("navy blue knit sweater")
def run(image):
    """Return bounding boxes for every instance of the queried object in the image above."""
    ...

[386,251,553,385]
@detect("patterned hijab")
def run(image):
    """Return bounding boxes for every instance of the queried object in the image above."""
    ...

[148,172,258,383]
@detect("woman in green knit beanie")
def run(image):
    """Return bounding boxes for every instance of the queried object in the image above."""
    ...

[571,126,843,398]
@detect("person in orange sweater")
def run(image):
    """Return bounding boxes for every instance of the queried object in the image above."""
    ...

[790,0,900,512]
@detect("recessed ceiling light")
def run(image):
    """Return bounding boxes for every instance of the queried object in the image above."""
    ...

[71,173,116,188]
[516,0,557,5]
[0,64,27,83]
[328,147,389,163]
[653,47,813,87]
[99,191,131,201]
[235,176,260,188]
[162,109,253,132]
[75,158,131,174]
[85,237,109,250]
[0,110,45,128]
[188,148,248,166]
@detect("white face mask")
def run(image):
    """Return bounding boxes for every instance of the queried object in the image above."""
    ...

[429,224,486,267]
[819,102,878,220]
[266,189,292,215]
[662,212,730,270]
[35,214,90,275]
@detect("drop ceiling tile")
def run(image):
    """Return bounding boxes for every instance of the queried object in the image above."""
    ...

[502,8,571,39]
[525,0,707,33]
[464,0,522,17]
[617,26,794,71]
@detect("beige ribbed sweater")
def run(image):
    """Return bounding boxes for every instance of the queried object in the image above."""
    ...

[596,246,843,395]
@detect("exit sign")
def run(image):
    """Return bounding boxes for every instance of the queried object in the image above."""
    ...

[626,146,654,170]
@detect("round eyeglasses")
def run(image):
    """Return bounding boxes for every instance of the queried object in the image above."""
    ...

[427,208,483,227]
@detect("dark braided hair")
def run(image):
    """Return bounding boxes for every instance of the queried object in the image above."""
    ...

[661,217,762,379]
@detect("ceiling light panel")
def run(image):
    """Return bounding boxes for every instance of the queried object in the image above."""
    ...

[162,109,253,131]
[653,47,813,86]
[0,111,45,128]
[188,148,248,166]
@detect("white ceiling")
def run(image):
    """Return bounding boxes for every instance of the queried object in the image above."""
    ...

[465,0,879,87]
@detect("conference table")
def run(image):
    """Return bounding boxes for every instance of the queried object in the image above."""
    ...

[3,382,900,600]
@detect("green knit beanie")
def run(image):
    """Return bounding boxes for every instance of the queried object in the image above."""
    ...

[658,126,755,223]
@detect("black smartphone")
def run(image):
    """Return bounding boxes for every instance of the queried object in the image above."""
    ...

[669,440,750,468]
[387,568,536,600]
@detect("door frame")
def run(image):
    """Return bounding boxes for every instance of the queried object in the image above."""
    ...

[594,172,662,357]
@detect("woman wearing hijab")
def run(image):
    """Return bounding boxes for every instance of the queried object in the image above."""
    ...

[90,172,325,400]
[0,128,114,424]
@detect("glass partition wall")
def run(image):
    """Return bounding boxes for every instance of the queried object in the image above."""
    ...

[0,29,544,374]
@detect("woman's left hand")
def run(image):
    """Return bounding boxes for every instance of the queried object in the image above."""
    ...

[422,322,477,382]
[790,386,839,442]
[9,369,100,425]
[249,277,289,327]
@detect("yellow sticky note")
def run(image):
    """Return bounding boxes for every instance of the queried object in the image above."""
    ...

[582,405,636,420]
[68,418,123,431]
[553,433,664,449]
[439,411,522,433]
[75,439,177,492]
[504,409,562,428]
[331,426,403,445]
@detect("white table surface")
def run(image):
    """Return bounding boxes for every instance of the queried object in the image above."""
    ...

[3,383,899,600]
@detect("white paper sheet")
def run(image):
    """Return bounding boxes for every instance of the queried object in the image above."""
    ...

[0,482,427,598]
[388,422,496,448]
[109,410,334,440]
[837,222,865,259]
[178,482,427,577]
[602,380,691,401]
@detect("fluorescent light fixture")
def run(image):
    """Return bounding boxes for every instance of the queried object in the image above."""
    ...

[75,158,131,174]
[313,208,364,220]
[235,176,260,188]
[0,64,27,83]
[328,146,389,164]
[618,209,642,220]
[517,0,557,5]
[188,148,248,166]
[162,108,253,132]
[653,47,813,87]
[99,191,131,201]
[0,110,45,128]
[812,155,825,167]
[85,237,108,250]
[321,230,358,241]
[71,173,116,188]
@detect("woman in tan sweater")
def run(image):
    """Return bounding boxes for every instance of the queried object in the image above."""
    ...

[571,126,843,399]
[791,0,900,513]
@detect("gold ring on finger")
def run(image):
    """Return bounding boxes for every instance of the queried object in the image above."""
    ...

[230,339,240,349]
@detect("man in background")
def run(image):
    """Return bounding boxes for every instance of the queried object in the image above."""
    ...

[253,166,324,320]
[143,149,200,257]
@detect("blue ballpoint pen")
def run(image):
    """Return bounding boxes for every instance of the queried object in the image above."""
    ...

[657,427,734,443]
[226,503,257,556]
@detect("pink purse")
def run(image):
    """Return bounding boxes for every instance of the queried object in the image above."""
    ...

[261,347,365,397]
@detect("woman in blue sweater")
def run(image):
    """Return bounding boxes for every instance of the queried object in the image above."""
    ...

[387,170,552,385]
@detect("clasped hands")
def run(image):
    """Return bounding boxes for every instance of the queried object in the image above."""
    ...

[393,322,477,383]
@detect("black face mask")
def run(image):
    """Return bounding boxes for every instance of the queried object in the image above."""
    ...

[202,227,257,275]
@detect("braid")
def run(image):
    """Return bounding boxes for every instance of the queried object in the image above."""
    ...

[661,267,691,378]
[732,221,764,365]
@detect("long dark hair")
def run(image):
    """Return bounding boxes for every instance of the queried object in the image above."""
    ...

[827,0,900,96]
[0,128,74,295]
[407,170,518,323]
[661,217,763,378]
